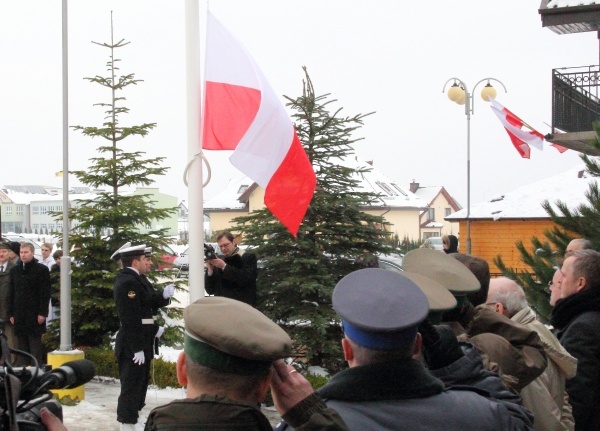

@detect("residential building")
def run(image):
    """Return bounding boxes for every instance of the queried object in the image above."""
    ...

[0,185,178,236]
[409,181,462,239]
[446,166,592,273]
[204,157,430,241]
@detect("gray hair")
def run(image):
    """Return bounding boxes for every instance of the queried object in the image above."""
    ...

[570,249,600,291]
[487,278,529,317]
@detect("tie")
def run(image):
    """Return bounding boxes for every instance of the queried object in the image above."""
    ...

[0,265,4,273]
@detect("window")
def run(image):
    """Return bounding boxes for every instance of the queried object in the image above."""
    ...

[375,181,397,196]
[5,206,12,215]
[16,206,23,215]
[41,206,48,215]
[445,208,452,217]
[391,184,407,196]
[33,206,40,215]
[427,208,435,220]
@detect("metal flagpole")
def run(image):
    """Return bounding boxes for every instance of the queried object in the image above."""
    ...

[185,0,205,303]
[60,0,72,351]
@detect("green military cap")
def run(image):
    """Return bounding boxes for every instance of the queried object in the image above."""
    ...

[402,272,457,312]
[0,242,10,250]
[183,297,292,375]
[402,248,480,295]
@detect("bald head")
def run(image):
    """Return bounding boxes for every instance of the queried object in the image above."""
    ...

[487,277,528,318]
[566,238,593,253]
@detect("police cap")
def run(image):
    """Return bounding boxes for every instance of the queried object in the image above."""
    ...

[333,268,429,350]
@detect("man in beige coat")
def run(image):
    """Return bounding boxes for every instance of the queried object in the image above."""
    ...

[487,277,577,431]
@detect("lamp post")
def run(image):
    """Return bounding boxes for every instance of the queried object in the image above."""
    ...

[442,77,507,255]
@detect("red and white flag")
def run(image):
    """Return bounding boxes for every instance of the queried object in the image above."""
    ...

[489,98,545,159]
[202,12,316,237]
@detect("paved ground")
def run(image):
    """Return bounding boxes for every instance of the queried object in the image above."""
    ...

[59,378,282,430]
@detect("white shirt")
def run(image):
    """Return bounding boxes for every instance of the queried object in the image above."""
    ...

[40,257,55,270]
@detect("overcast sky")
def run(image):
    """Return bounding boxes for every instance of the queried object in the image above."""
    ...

[0,1,595,208]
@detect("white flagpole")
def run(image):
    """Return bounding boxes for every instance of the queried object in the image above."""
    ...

[60,0,72,351]
[185,0,205,303]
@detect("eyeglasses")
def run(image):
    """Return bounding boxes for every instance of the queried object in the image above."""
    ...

[218,242,232,249]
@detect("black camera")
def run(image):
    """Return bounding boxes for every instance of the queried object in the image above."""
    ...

[0,320,95,430]
[204,243,218,261]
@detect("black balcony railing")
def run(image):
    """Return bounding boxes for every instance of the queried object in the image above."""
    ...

[552,66,600,133]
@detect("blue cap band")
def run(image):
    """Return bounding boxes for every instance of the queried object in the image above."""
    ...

[343,320,418,350]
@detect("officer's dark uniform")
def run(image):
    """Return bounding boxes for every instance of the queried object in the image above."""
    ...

[113,244,161,426]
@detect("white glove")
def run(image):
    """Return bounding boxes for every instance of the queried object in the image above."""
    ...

[163,284,175,299]
[132,351,145,365]
[155,326,165,338]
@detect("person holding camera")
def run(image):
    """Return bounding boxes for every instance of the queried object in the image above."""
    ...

[205,231,258,307]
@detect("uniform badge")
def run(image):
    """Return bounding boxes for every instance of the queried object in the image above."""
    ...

[128,291,136,299]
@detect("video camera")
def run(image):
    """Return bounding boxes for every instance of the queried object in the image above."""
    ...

[0,320,96,430]
[204,243,218,261]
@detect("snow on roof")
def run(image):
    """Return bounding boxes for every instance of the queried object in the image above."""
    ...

[336,156,427,209]
[413,186,442,205]
[547,0,598,7]
[205,157,428,211]
[446,165,594,220]
[204,177,253,210]
[423,221,444,228]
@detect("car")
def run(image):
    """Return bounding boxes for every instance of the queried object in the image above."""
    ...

[421,237,444,251]
[173,243,220,277]
[156,244,179,270]
[378,253,404,272]
[1,234,43,259]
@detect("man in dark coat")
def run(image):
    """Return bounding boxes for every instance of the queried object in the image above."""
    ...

[112,243,165,431]
[0,242,16,351]
[205,231,258,306]
[7,241,51,366]
[550,249,600,431]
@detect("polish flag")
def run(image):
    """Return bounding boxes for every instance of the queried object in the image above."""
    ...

[202,12,316,237]
[489,98,545,159]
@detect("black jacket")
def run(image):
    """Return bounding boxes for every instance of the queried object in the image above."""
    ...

[551,288,600,431]
[114,268,160,356]
[205,249,258,306]
[7,258,50,336]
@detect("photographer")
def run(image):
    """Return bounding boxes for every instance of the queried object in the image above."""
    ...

[205,231,258,307]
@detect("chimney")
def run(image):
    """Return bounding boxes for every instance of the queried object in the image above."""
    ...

[409,180,419,193]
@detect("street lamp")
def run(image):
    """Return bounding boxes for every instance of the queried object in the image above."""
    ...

[442,77,507,255]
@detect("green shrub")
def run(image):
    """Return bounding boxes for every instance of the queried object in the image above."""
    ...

[81,346,181,389]
[83,346,119,378]
[150,357,180,388]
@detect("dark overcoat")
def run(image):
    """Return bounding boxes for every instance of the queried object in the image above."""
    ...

[7,258,50,336]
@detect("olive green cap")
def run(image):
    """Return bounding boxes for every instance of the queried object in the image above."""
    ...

[402,272,457,312]
[403,248,480,294]
[183,297,292,375]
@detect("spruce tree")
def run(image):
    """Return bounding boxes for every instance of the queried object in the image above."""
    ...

[495,123,600,322]
[232,68,394,372]
[52,22,182,347]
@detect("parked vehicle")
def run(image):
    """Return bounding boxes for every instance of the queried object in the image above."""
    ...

[421,237,444,251]
[156,244,179,270]
[1,234,43,259]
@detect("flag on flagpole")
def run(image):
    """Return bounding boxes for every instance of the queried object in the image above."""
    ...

[489,98,545,159]
[202,12,316,237]
[551,143,569,154]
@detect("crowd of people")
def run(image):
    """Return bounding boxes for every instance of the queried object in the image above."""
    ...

[3,232,597,431]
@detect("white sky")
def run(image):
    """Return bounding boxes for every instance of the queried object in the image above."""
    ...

[0,1,595,207]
